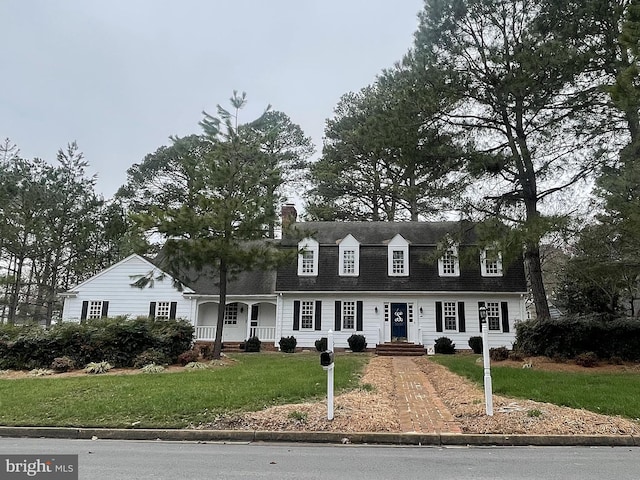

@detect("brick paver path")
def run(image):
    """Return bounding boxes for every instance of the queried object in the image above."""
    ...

[393,356,462,434]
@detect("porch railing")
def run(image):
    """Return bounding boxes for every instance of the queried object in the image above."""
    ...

[249,326,276,341]
[194,325,276,342]
[195,326,216,341]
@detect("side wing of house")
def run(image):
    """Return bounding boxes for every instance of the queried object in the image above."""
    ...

[60,254,193,323]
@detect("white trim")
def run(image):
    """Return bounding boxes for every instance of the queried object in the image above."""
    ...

[298,238,319,276]
[63,254,194,294]
[480,247,503,277]
[338,234,360,277]
[387,234,409,277]
[438,244,460,277]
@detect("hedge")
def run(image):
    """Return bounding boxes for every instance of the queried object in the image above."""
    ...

[0,317,194,370]
[515,314,640,361]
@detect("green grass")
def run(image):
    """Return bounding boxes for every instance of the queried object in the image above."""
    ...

[430,354,640,420]
[0,353,369,428]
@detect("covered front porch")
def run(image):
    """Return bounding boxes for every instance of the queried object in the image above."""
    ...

[194,299,276,343]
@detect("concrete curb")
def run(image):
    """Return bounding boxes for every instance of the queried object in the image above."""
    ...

[0,427,637,447]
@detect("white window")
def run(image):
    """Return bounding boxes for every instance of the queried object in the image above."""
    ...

[88,301,103,319]
[486,302,501,331]
[481,248,503,276]
[387,234,409,276]
[438,245,460,276]
[298,238,319,276]
[155,301,171,320]
[342,250,356,274]
[342,301,356,330]
[301,250,315,273]
[301,301,314,329]
[392,250,405,274]
[339,234,360,276]
[224,303,238,325]
[444,302,457,330]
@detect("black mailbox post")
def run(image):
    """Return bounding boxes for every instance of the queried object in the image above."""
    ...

[320,350,334,367]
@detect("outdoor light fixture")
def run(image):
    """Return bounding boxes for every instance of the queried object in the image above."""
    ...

[478,304,493,415]
[419,307,423,314]
[374,306,379,314]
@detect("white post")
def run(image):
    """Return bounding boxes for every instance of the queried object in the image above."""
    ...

[327,329,334,421]
[482,322,494,416]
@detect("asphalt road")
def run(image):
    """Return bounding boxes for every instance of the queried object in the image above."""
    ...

[0,438,638,479]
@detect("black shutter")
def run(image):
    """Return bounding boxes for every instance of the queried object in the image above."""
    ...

[334,301,342,331]
[101,301,109,317]
[251,305,259,321]
[356,301,363,331]
[315,301,322,331]
[149,302,156,319]
[478,301,485,331]
[435,301,443,332]
[169,302,177,320]
[501,302,509,333]
[293,300,300,331]
[458,301,466,332]
[80,301,88,321]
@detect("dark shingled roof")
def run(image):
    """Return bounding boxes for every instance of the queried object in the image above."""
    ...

[276,221,527,293]
[281,221,477,246]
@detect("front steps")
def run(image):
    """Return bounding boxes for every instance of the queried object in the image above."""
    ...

[375,342,426,356]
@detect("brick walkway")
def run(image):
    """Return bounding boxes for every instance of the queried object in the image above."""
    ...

[393,356,462,434]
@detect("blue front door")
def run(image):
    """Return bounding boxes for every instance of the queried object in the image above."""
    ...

[391,303,408,341]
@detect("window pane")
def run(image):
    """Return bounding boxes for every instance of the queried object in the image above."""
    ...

[302,250,315,274]
[392,250,404,274]
[342,301,355,329]
[444,302,457,330]
[88,301,102,319]
[342,249,355,274]
[487,302,500,330]
[224,303,238,325]
[156,301,170,319]
[301,301,314,329]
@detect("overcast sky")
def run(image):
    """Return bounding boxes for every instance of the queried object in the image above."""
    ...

[1,0,423,199]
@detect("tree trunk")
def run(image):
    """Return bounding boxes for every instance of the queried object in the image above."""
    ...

[524,242,550,321]
[212,260,228,360]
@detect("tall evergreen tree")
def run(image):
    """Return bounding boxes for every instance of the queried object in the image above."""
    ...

[133,92,298,358]
[412,0,604,320]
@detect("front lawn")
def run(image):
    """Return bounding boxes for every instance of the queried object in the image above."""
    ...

[0,353,369,428]
[430,354,640,420]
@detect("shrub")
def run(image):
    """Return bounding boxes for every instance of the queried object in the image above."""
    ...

[244,336,261,353]
[434,337,455,354]
[177,349,200,366]
[489,346,510,361]
[315,337,328,352]
[141,363,166,374]
[468,336,483,354]
[347,334,367,352]
[184,361,207,370]
[279,336,297,353]
[84,361,112,374]
[133,349,170,369]
[50,356,76,373]
[575,351,598,368]
[515,314,640,361]
[29,368,54,377]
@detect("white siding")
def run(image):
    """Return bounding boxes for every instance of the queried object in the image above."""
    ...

[279,293,524,350]
[61,255,192,322]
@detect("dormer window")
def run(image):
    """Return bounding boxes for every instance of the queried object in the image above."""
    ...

[388,234,409,277]
[481,247,503,276]
[438,244,460,277]
[338,234,360,276]
[298,238,319,276]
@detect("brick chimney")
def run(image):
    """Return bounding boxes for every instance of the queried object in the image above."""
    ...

[281,203,297,231]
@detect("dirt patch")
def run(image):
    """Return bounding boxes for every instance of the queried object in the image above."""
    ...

[413,356,640,435]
